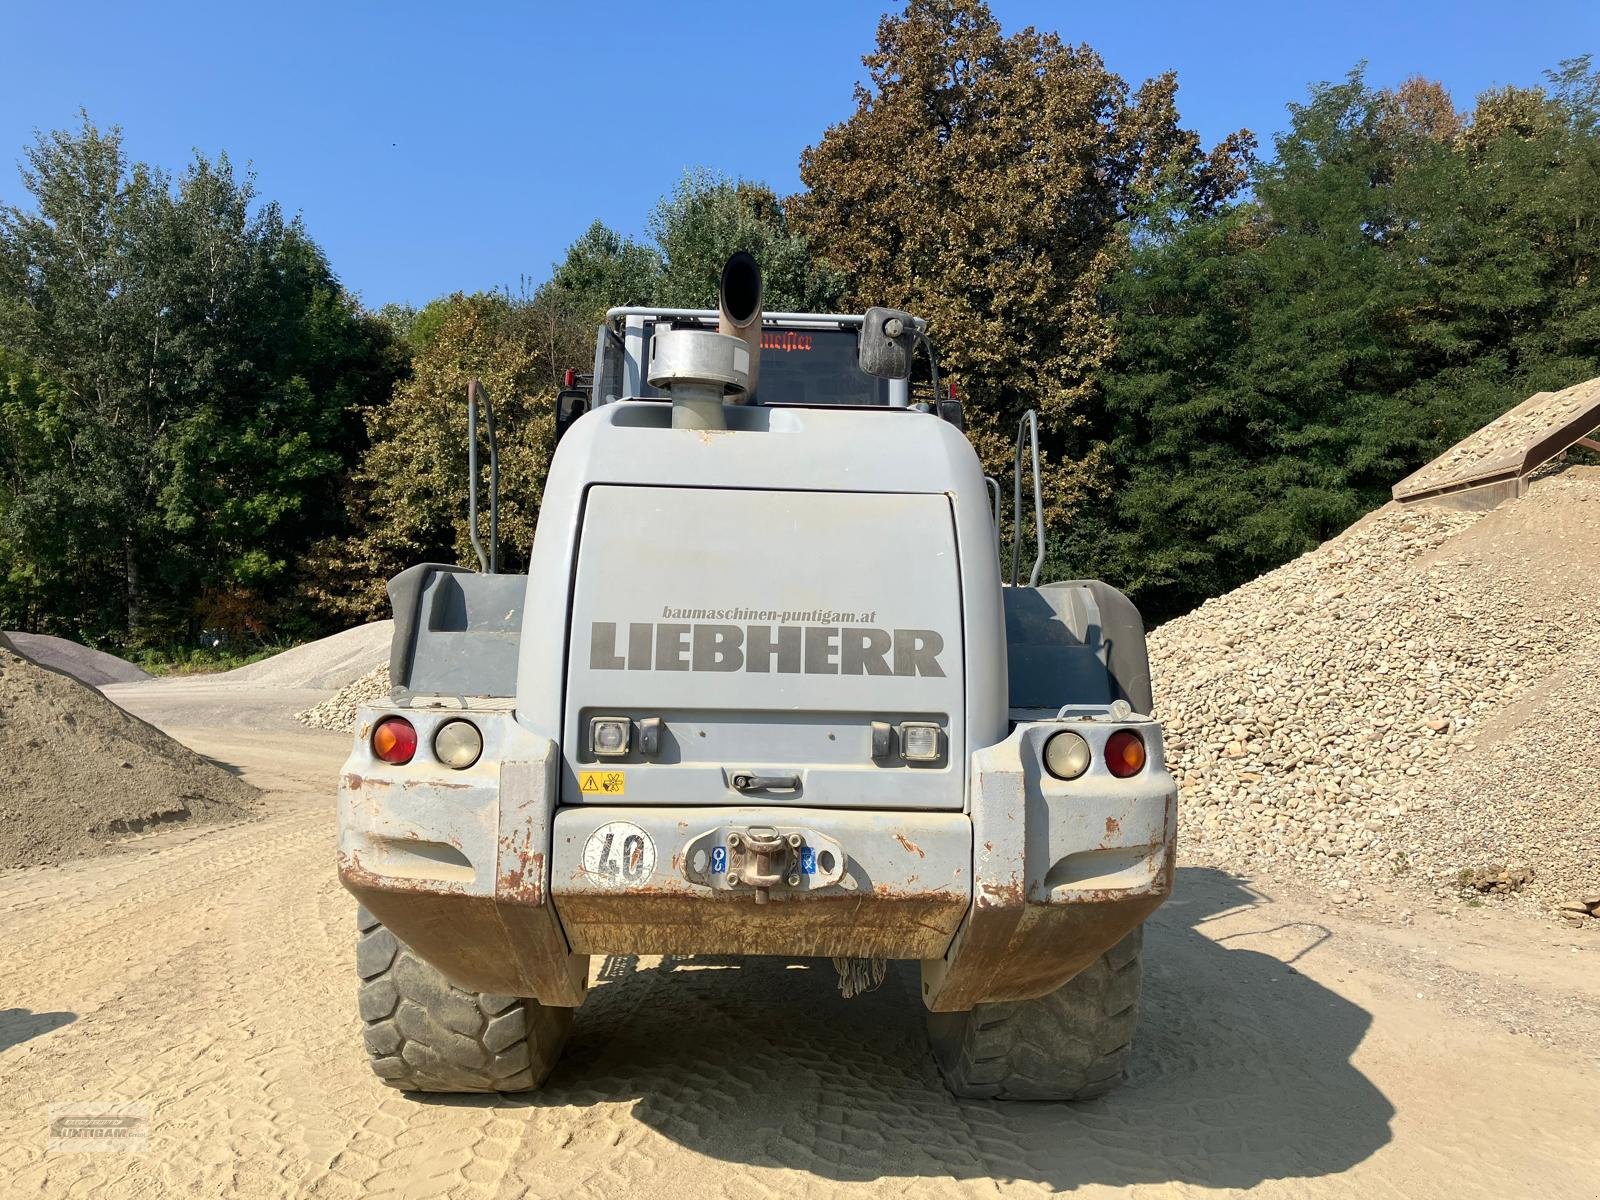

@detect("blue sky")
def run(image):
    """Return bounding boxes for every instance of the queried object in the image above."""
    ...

[3,1,1594,309]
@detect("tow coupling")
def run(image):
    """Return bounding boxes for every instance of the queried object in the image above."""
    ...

[681,824,847,903]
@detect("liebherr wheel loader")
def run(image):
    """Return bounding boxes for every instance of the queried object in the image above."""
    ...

[338,253,1176,1100]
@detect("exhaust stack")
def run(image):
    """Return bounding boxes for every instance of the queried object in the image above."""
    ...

[718,251,762,404]
[647,253,763,431]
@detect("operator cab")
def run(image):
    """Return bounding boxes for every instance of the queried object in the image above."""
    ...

[592,310,922,409]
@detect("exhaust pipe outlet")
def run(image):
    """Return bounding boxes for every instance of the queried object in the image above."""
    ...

[718,251,762,404]
[648,253,763,431]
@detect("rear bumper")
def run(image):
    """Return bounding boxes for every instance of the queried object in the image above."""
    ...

[548,806,970,959]
[337,707,1175,1010]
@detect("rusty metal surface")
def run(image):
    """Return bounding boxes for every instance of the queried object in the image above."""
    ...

[556,892,965,959]
[337,705,588,1006]
[922,719,1177,1012]
[341,700,1178,1006]
[1393,376,1600,502]
[549,805,969,959]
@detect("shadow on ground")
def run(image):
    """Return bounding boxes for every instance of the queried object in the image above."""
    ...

[0,1008,76,1053]
[497,866,1393,1191]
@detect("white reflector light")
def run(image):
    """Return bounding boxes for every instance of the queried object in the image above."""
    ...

[1043,730,1092,780]
[433,719,483,769]
[589,716,631,757]
[899,722,942,762]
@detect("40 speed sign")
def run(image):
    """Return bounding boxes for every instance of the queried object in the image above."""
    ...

[581,821,656,886]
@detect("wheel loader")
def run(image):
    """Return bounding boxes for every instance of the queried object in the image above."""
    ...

[338,253,1176,1100]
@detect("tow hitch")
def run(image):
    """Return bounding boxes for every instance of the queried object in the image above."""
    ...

[681,824,847,903]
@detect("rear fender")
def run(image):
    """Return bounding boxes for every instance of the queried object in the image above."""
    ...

[336,704,587,1005]
[921,717,1176,1011]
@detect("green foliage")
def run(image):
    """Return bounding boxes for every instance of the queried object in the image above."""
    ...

[128,638,301,677]
[794,0,1252,547]
[1082,58,1600,622]
[301,292,558,623]
[543,220,660,321]
[650,171,843,312]
[0,114,402,646]
[10,43,1599,651]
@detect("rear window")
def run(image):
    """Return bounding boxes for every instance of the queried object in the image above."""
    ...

[642,323,890,407]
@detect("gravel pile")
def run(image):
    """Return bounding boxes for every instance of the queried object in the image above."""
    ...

[223,621,391,690]
[296,664,390,732]
[0,641,259,866]
[1153,467,1599,921]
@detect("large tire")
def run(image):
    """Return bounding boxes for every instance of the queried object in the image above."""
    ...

[927,927,1143,1101]
[355,906,572,1092]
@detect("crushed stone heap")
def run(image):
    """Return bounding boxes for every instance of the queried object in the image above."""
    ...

[223,620,392,690]
[1151,467,1598,920]
[0,642,260,867]
[297,664,391,732]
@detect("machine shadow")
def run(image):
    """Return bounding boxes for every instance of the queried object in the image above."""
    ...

[526,866,1394,1191]
[0,1007,76,1053]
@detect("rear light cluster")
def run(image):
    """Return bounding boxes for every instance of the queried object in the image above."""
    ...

[371,716,417,765]
[370,716,482,770]
[1042,728,1147,781]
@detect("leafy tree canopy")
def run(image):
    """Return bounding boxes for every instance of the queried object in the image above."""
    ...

[1084,57,1600,621]
[794,0,1252,534]
[0,113,402,645]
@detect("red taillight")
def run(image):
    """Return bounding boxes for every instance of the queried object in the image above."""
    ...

[372,716,417,765]
[563,367,576,388]
[1105,730,1146,778]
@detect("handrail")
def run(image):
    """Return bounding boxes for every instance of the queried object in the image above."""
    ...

[467,379,500,574]
[604,306,928,332]
[984,474,1002,569]
[1011,410,1044,587]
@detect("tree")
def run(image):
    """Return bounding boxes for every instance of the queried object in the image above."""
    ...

[650,171,843,312]
[1086,59,1600,623]
[301,292,555,623]
[542,220,660,321]
[794,0,1251,537]
[0,114,402,645]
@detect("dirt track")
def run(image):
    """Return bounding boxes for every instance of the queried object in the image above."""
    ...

[2,682,1597,1198]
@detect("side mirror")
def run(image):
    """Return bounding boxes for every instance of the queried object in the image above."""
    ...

[555,388,589,442]
[858,307,917,380]
[935,397,965,431]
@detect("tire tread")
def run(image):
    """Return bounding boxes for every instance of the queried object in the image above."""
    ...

[930,928,1144,1102]
[354,905,571,1093]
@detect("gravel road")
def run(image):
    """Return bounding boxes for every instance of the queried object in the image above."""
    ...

[1,684,1597,1199]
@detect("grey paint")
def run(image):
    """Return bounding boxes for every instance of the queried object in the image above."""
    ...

[604,306,926,330]
[550,804,969,895]
[1002,580,1153,718]
[608,313,917,408]
[549,803,971,957]
[514,400,1009,778]
[339,702,535,895]
[389,565,526,699]
[343,303,1179,1004]
[562,485,966,809]
[387,562,470,687]
[921,714,1177,1008]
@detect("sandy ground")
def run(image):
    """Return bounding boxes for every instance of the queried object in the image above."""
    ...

[1,682,1597,1199]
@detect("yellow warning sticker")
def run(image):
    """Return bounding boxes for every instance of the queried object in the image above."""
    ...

[579,770,626,796]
